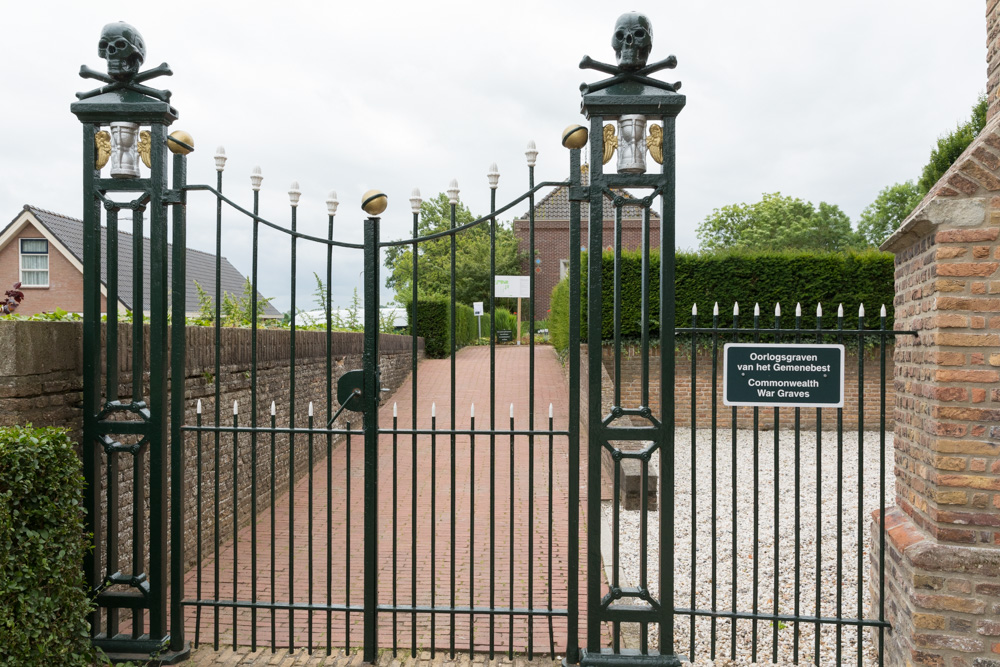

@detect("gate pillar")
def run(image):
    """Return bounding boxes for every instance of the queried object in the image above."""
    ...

[877,117,1000,666]
[577,13,686,666]
[71,23,190,662]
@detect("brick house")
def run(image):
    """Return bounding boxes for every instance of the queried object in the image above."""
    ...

[0,205,279,318]
[513,165,660,321]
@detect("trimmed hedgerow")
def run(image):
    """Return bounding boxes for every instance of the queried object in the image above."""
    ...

[407,297,478,358]
[550,248,895,353]
[0,425,94,667]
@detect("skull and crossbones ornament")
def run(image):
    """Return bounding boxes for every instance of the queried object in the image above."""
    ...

[77,22,173,102]
[611,12,653,71]
[98,22,146,82]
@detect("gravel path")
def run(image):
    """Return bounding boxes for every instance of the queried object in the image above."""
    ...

[606,427,894,666]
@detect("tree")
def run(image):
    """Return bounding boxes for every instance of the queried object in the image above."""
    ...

[384,192,524,306]
[696,192,859,252]
[856,181,923,247]
[918,93,988,193]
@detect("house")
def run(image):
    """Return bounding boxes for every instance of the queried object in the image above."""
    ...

[513,164,660,321]
[0,205,280,318]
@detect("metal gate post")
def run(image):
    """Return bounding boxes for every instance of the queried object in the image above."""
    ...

[363,214,382,661]
[577,12,685,667]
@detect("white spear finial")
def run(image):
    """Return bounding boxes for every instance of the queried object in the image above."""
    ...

[796,303,802,317]
[549,403,553,418]
[754,302,760,317]
[447,179,460,205]
[816,303,823,317]
[270,401,276,416]
[880,304,887,317]
[525,140,538,167]
[308,402,314,417]
[250,166,263,191]
[197,399,202,414]
[510,403,515,418]
[214,146,227,172]
[326,191,339,217]
[859,303,865,317]
[288,181,301,207]
[487,163,500,190]
[471,403,475,418]
[393,402,397,418]
[775,302,781,317]
[432,402,436,418]
[692,303,697,316]
[233,400,239,415]
[838,303,844,318]
[733,302,739,316]
[713,302,719,316]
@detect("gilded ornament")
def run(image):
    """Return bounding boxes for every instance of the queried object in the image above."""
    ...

[95,131,111,170]
[647,124,664,165]
[362,190,388,216]
[561,124,588,149]
[138,131,152,168]
[602,124,618,165]
[167,130,194,155]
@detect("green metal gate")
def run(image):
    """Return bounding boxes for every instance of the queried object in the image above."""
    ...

[73,14,902,667]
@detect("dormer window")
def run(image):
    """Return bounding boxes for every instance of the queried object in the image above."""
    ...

[19,239,49,287]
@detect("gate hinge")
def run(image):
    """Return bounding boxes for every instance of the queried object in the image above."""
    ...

[568,185,589,202]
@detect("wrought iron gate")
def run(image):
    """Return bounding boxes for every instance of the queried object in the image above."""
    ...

[73,14,902,667]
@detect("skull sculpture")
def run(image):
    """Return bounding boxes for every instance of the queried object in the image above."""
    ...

[98,22,146,82]
[612,12,652,71]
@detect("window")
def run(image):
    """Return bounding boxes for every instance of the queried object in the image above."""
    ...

[560,259,569,281]
[19,239,49,287]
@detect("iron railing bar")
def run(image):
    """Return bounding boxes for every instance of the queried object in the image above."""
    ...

[325,206,334,657]
[751,310,760,663]
[270,409,276,651]
[509,409,516,660]
[250,185,260,652]
[814,310,823,666]
[346,422,352,651]
[288,201,298,654]
[105,207,118,403]
[689,306,696,661]
[183,184,365,248]
[836,312,845,666]
[710,310,718,661]
[470,412,477,655]
[613,204,623,407]
[856,312,865,667]
[131,207,144,402]
[431,413,438,656]
[547,412,555,656]
[793,310,802,663]
[410,204,419,658]
[308,413,315,652]
[489,172,498,661]
[392,415,398,657]
[772,308,781,664]
[612,455,621,653]
[449,197,457,660]
[195,411,203,646]
[729,306,738,661]
[675,326,915,336]
[879,310,888,667]
[673,608,891,627]
[231,406,239,649]
[527,159,536,664]
[182,601,570,616]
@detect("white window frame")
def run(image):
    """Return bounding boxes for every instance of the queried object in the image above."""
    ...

[559,259,569,281]
[19,238,49,288]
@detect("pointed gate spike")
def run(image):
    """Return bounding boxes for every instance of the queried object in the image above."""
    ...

[270,401,276,416]
[432,402,436,418]
[796,303,802,317]
[233,400,239,415]
[754,303,760,317]
[733,302,739,316]
[549,403,553,418]
[775,302,781,316]
[816,303,823,317]
[510,403,514,418]
[880,304,887,317]
[393,402,398,417]
[308,401,314,417]
[713,302,719,316]
[197,399,202,414]
[471,403,475,418]
[859,303,865,317]
[838,303,844,318]
[692,303,697,316]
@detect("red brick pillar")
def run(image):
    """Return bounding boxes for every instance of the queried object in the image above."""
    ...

[876,116,1000,666]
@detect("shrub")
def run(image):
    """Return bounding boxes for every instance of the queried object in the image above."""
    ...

[0,426,93,667]
[550,248,895,353]
[407,297,478,358]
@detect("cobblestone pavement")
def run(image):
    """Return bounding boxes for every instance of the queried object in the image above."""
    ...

[183,346,595,660]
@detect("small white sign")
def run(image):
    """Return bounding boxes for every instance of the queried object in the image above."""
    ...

[473,302,484,316]
[495,275,531,298]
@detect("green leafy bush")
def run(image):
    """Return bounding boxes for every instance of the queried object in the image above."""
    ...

[0,426,94,666]
[407,297,478,358]
[549,248,895,353]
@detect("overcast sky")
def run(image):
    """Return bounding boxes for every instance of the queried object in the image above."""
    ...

[0,1,986,312]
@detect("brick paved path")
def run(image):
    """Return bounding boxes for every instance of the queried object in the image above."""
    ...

[184,346,596,658]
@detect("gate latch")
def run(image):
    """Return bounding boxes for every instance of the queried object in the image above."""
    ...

[335,367,388,416]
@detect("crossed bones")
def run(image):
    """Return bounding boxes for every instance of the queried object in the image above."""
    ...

[76,62,173,103]
[579,54,681,95]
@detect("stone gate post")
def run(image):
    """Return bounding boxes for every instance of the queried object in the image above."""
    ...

[876,117,1000,665]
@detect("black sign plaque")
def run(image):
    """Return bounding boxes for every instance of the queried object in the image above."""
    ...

[496,330,514,343]
[723,343,845,408]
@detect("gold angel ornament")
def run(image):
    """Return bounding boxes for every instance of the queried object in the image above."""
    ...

[95,131,111,170]
[602,124,618,165]
[647,124,664,165]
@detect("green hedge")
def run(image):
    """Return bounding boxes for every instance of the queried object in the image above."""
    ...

[0,426,93,667]
[408,297,478,358]
[550,248,895,353]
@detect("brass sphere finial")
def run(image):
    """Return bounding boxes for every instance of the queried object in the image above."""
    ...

[362,189,388,216]
[167,130,194,154]
[562,124,588,149]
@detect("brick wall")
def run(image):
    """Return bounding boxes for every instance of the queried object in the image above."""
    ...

[872,98,1000,665]
[0,321,423,575]
[606,345,893,431]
